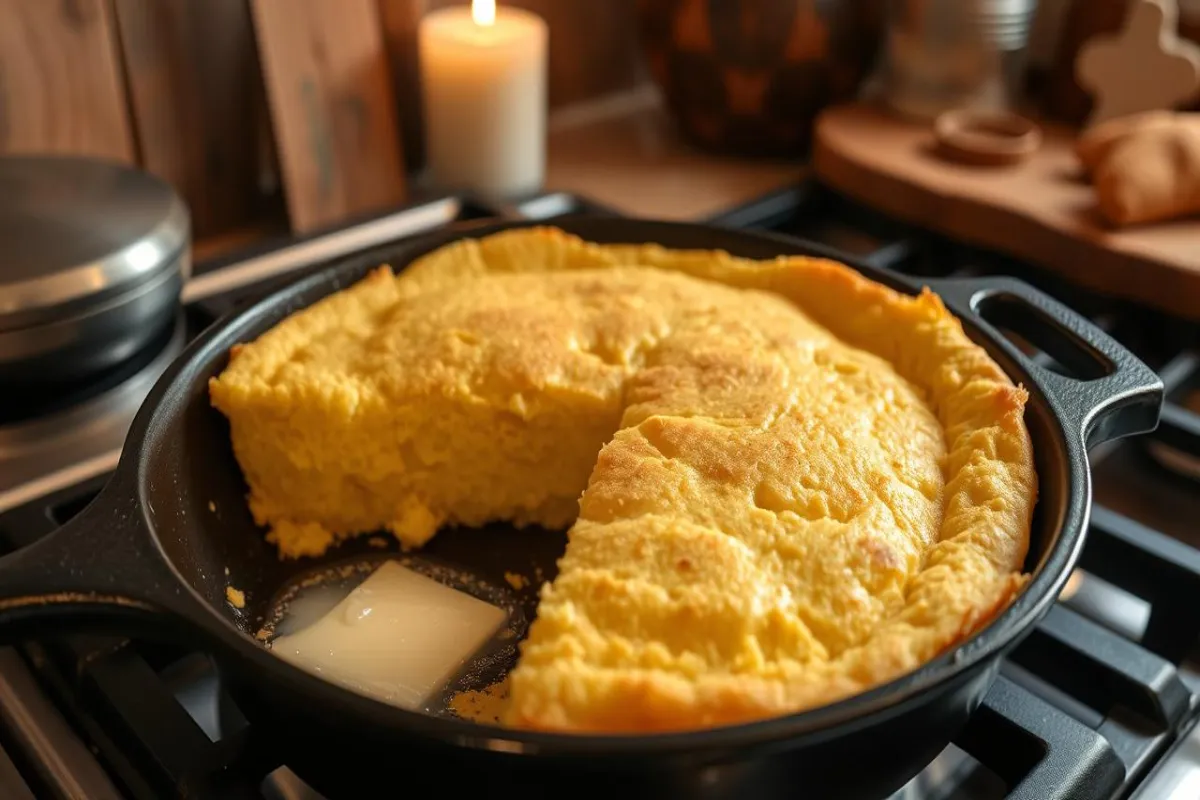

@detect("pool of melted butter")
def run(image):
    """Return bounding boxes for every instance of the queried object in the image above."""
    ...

[260,556,527,719]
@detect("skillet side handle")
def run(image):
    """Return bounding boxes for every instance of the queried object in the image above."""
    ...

[0,476,192,644]
[923,276,1164,449]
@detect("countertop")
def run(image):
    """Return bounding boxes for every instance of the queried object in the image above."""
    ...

[545,86,807,221]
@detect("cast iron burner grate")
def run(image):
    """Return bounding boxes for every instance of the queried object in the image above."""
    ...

[0,186,1197,799]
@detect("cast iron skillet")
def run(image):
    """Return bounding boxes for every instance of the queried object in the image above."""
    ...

[0,219,1163,799]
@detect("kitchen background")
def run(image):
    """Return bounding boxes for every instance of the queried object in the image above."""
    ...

[7,0,1193,247]
[3,1,1200,799]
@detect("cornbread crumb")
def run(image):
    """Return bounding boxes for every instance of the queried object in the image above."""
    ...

[225,586,246,609]
[207,501,216,512]
[504,571,528,590]
[449,679,510,724]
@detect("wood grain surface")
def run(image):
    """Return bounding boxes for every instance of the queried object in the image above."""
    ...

[546,88,806,221]
[0,0,134,162]
[376,0,427,171]
[1075,0,1200,127]
[1042,0,1200,125]
[813,102,1200,320]
[250,0,406,233]
[114,0,272,238]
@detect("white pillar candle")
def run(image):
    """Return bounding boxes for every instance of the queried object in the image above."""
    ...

[419,0,548,198]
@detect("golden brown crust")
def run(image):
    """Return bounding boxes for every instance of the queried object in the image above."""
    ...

[209,227,1036,733]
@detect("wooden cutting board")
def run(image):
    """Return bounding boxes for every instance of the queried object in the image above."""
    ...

[250,0,407,234]
[813,102,1200,320]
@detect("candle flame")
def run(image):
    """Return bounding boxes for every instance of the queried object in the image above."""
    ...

[471,0,495,26]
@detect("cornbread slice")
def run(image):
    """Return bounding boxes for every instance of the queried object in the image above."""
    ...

[209,227,1036,733]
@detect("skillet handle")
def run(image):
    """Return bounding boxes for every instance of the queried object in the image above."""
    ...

[923,276,1164,449]
[0,473,199,644]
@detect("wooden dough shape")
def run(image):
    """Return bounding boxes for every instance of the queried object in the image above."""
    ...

[1077,0,1200,127]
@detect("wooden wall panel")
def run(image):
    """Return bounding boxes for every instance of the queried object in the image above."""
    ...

[114,0,271,238]
[0,0,134,162]
[250,0,407,233]
[376,0,427,171]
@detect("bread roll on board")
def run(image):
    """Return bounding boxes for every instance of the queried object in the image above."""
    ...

[1075,110,1180,175]
[1094,117,1200,226]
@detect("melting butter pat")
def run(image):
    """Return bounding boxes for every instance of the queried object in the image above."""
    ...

[271,561,506,710]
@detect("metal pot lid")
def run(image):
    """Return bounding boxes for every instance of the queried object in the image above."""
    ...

[0,155,190,331]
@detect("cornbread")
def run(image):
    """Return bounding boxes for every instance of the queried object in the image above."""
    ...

[225,586,245,609]
[209,227,1036,733]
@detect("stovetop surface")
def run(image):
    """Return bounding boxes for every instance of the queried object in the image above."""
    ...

[0,185,1198,799]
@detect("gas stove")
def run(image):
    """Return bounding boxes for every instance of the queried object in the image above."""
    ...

[0,186,1198,799]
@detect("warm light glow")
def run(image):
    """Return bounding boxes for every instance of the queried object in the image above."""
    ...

[472,0,495,26]
[1059,571,1084,601]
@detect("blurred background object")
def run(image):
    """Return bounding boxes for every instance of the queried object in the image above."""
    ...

[1072,0,1200,128]
[249,0,408,234]
[635,0,885,156]
[1,0,1198,269]
[1040,0,1200,124]
[878,0,1041,120]
[384,0,646,172]
[418,1,549,198]
[0,0,650,252]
